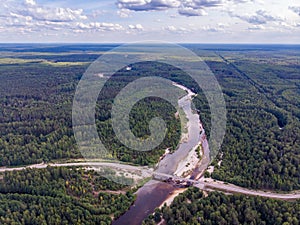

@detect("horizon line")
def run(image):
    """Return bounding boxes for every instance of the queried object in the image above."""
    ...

[1,42,300,45]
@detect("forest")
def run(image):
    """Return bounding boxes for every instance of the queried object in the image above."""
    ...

[202,50,300,191]
[0,59,186,166]
[143,187,300,225]
[0,167,135,224]
[0,45,299,191]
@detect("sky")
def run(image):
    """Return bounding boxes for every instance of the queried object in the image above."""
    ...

[0,0,300,43]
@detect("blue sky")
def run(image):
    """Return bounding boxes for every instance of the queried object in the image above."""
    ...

[0,0,300,43]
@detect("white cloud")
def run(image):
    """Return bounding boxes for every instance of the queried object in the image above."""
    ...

[165,25,177,31]
[116,0,256,17]
[217,22,229,28]
[164,22,229,34]
[164,25,189,33]
[117,8,131,18]
[1,0,299,42]
[289,6,300,16]
[9,12,32,21]
[0,0,87,24]
[181,0,224,9]
[178,7,208,16]
[25,0,36,6]
[201,25,225,32]
[0,1,128,35]
[128,24,144,30]
[76,22,124,31]
[17,6,88,22]
[248,24,265,30]
[90,9,107,18]
[117,0,180,11]
[274,21,300,30]
[230,10,282,25]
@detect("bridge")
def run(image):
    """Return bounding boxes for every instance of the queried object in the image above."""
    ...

[152,171,204,189]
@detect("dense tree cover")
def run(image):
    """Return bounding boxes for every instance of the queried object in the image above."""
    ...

[143,187,300,225]
[0,58,196,166]
[0,167,135,224]
[0,49,209,168]
[94,62,200,165]
[0,63,84,166]
[202,51,300,191]
[0,46,299,191]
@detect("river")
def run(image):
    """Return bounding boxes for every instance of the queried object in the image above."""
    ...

[113,83,208,225]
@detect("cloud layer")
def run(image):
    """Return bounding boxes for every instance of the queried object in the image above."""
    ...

[117,0,180,11]
[117,0,221,17]
[0,0,128,35]
[289,6,300,16]
[0,0,299,42]
[231,10,282,25]
[117,0,255,17]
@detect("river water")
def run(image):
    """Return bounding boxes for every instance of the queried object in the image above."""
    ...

[113,83,206,225]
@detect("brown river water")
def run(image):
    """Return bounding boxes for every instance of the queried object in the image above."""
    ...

[112,180,176,225]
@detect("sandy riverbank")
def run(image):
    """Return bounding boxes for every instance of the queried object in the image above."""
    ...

[159,188,187,208]
[174,141,202,177]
